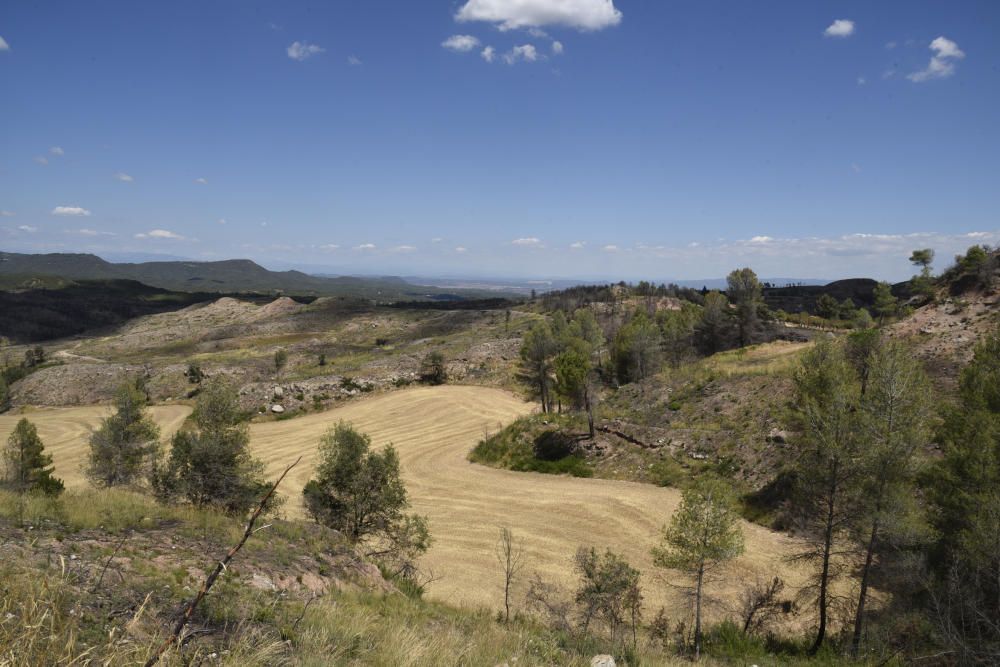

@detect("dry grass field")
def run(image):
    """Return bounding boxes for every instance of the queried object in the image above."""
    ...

[1,386,809,620]
[0,405,191,486]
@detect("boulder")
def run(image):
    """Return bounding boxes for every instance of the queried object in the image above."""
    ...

[591,656,616,667]
[271,404,285,414]
[273,386,284,399]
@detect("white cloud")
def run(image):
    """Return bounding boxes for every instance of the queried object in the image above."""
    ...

[481,46,496,62]
[52,206,91,217]
[0,210,14,217]
[512,237,542,246]
[0,36,9,51]
[390,245,417,253]
[287,41,325,61]
[115,172,134,182]
[442,34,481,52]
[17,225,37,233]
[551,40,564,55]
[908,36,965,82]
[72,228,114,237]
[569,241,585,249]
[456,0,622,32]
[824,19,855,38]
[355,243,376,250]
[319,243,339,250]
[49,146,64,156]
[135,229,184,240]
[454,246,468,253]
[885,41,897,50]
[347,55,362,66]
[503,44,538,65]
[857,76,866,86]
[34,156,48,165]
[602,244,619,252]
[431,237,444,243]
[194,177,208,185]
[747,236,773,244]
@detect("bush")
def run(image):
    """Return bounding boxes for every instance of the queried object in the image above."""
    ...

[418,351,448,385]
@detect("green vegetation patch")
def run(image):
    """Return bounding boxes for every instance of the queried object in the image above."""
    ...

[470,414,593,478]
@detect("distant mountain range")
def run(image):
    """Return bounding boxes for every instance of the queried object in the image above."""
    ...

[0,252,500,300]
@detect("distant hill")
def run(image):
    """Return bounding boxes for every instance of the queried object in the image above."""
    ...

[0,252,502,300]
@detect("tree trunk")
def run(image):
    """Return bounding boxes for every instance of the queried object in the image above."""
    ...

[585,388,595,438]
[810,474,837,656]
[694,563,704,660]
[852,517,879,656]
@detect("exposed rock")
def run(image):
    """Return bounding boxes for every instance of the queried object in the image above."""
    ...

[591,656,616,667]
[271,404,285,414]
[251,573,277,591]
[273,386,284,399]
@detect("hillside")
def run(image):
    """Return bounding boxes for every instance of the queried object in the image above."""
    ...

[0,252,504,300]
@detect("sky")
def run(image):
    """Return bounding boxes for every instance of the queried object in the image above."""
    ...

[1,0,998,282]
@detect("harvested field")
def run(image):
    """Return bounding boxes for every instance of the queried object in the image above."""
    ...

[2,386,808,618]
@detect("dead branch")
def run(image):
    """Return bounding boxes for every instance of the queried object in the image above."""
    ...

[92,532,129,593]
[143,456,301,667]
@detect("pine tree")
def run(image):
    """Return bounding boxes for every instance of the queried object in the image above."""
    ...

[790,338,865,655]
[850,339,932,656]
[153,379,269,514]
[653,478,744,660]
[2,418,63,496]
[86,380,161,487]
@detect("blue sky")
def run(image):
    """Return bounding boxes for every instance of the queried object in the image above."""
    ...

[1,0,998,281]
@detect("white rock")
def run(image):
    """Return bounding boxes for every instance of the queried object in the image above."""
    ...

[591,656,616,667]
[271,404,285,414]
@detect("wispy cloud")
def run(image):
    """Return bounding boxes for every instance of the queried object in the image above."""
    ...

[354,243,376,250]
[512,237,542,246]
[0,36,10,51]
[569,241,585,249]
[49,146,64,156]
[551,40,564,55]
[824,19,855,38]
[503,44,538,65]
[908,36,965,82]
[319,243,339,250]
[454,246,468,253]
[442,34,480,52]
[455,0,622,31]
[481,46,496,62]
[52,206,91,217]
[17,225,37,233]
[347,55,362,66]
[34,156,48,165]
[0,210,14,217]
[71,228,115,237]
[135,229,184,240]
[287,41,325,61]
[115,172,134,183]
[390,245,417,253]
[194,177,208,185]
